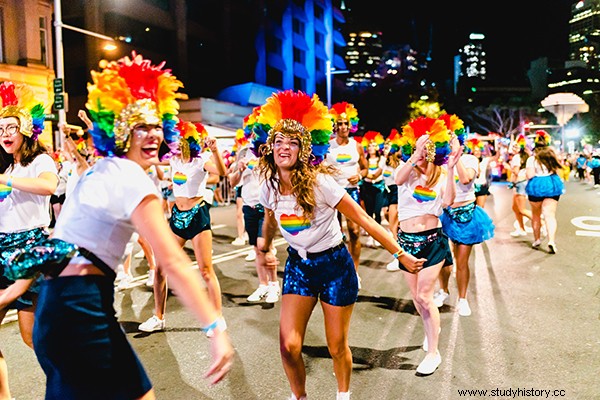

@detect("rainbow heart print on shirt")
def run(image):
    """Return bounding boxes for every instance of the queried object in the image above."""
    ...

[280,214,310,236]
[413,185,437,203]
[247,159,258,170]
[173,172,187,185]
[0,183,11,202]
[336,154,352,164]
[383,169,392,178]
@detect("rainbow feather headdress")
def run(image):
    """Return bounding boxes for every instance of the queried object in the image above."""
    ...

[534,130,551,148]
[176,120,207,159]
[438,113,466,145]
[386,128,402,154]
[515,133,527,151]
[465,137,485,154]
[253,90,332,165]
[85,51,187,157]
[329,101,359,133]
[0,81,46,140]
[361,130,384,153]
[399,116,452,165]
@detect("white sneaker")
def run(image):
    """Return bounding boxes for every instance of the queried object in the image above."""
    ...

[532,239,542,249]
[416,350,441,375]
[133,249,145,259]
[457,298,472,316]
[509,229,527,237]
[247,285,269,302]
[231,237,246,246]
[365,236,375,248]
[146,270,155,287]
[245,249,257,261]
[357,273,362,290]
[433,290,449,308]
[336,391,350,400]
[386,259,400,271]
[139,315,165,332]
[265,282,280,303]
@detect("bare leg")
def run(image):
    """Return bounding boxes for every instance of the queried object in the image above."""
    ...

[529,200,543,242]
[541,199,558,244]
[280,294,318,399]
[322,302,355,393]
[0,309,11,400]
[453,243,473,299]
[192,229,222,312]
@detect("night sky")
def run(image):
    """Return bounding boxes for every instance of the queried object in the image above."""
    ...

[344,0,574,85]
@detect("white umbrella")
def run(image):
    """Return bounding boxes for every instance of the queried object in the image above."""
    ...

[541,92,589,150]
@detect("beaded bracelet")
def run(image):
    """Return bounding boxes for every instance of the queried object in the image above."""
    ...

[6,176,13,187]
[392,249,404,259]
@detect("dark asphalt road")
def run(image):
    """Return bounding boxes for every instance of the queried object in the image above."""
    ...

[1,179,599,399]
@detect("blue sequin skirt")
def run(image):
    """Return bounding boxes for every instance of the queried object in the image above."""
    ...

[525,175,565,198]
[0,227,48,309]
[440,202,495,245]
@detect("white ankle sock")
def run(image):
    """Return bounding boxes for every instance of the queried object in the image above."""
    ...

[336,391,350,400]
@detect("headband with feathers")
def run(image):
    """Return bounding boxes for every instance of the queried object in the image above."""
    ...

[534,130,551,148]
[438,113,466,145]
[361,130,385,152]
[400,116,452,165]
[176,120,207,160]
[85,51,186,157]
[386,128,402,154]
[329,101,359,133]
[252,90,332,165]
[0,81,46,140]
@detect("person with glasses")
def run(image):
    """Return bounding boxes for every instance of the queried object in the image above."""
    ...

[6,53,234,399]
[325,102,368,286]
[252,90,425,400]
[0,81,58,400]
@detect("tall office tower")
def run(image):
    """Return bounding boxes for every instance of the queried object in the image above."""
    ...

[344,30,383,89]
[569,0,600,69]
[254,0,347,94]
[455,33,487,95]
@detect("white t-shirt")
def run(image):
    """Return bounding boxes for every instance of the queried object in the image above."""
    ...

[364,156,386,183]
[0,153,58,233]
[474,157,491,186]
[526,156,553,177]
[396,162,448,221]
[239,153,262,206]
[326,139,361,188]
[170,155,209,198]
[260,173,346,256]
[382,162,396,186]
[454,154,478,203]
[52,157,160,269]
[54,160,71,196]
[510,153,527,182]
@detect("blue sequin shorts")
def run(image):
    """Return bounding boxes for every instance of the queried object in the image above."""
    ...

[283,243,358,306]
[169,202,211,240]
[397,227,453,271]
[345,187,361,204]
[0,227,48,309]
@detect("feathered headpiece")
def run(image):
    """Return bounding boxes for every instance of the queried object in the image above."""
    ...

[465,137,485,154]
[534,130,551,148]
[385,128,402,154]
[438,113,467,145]
[515,133,527,151]
[399,116,452,165]
[176,120,207,159]
[0,81,46,140]
[253,90,332,165]
[232,128,249,156]
[85,51,187,157]
[361,130,385,153]
[329,101,359,133]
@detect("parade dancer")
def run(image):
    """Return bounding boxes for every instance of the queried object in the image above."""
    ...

[252,90,425,400]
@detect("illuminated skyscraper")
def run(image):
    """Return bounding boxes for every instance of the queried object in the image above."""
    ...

[569,0,600,69]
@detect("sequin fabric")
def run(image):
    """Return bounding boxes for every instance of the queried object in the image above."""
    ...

[443,201,476,223]
[170,202,202,230]
[345,187,360,204]
[397,228,443,257]
[283,244,358,306]
[4,238,79,281]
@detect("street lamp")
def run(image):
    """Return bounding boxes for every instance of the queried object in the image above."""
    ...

[325,60,349,109]
[53,0,116,128]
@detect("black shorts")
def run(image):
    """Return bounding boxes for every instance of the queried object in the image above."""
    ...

[50,193,66,205]
[242,204,264,246]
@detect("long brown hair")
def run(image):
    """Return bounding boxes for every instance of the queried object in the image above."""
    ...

[3,133,49,169]
[534,146,561,174]
[258,143,338,222]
